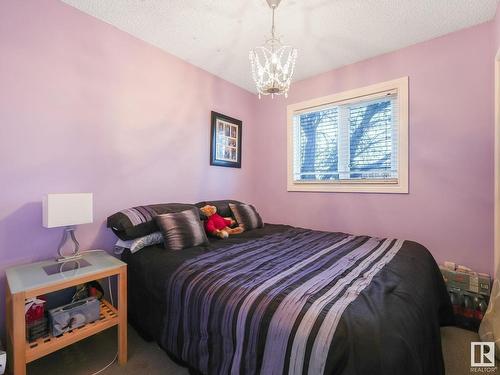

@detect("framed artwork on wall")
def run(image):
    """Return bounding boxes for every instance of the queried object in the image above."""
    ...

[210,111,242,168]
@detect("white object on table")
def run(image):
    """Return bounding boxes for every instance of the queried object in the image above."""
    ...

[42,193,93,261]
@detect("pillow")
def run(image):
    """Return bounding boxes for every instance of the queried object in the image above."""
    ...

[107,203,197,240]
[195,200,243,219]
[229,203,264,231]
[114,231,163,254]
[155,208,209,251]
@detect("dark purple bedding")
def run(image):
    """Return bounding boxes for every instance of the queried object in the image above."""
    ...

[122,224,453,375]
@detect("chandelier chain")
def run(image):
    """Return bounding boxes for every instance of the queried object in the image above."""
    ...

[249,0,297,99]
[271,7,276,41]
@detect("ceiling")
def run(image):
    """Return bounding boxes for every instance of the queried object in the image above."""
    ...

[61,0,499,93]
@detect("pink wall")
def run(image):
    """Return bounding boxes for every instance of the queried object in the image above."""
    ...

[0,0,498,341]
[0,0,257,336]
[253,22,495,275]
[496,5,500,51]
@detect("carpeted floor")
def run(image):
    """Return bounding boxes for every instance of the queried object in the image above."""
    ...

[27,325,187,375]
[26,325,498,375]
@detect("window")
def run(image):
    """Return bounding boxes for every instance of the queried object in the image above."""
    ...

[287,77,408,193]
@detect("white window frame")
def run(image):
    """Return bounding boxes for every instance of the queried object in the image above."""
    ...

[287,77,409,193]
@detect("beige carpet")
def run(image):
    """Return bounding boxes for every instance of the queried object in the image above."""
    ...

[441,327,499,375]
[26,325,498,375]
[27,326,187,375]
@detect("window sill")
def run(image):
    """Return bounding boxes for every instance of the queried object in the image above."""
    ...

[287,180,408,193]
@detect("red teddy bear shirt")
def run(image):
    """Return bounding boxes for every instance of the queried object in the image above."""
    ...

[204,213,232,234]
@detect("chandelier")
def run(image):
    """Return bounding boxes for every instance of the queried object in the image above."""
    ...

[249,0,297,99]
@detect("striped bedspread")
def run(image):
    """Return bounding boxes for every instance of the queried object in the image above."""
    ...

[162,228,404,375]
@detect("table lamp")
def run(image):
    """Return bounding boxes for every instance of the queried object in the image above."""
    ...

[43,193,93,262]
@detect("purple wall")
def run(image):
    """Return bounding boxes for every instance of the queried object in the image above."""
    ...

[253,22,496,275]
[1,0,499,340]
[496,6,500,50]
[0,0,258,336]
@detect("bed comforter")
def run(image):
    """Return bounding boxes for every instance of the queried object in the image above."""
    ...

[123,224,453,375]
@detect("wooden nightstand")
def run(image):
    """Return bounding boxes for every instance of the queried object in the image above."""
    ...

[5,251,127,375]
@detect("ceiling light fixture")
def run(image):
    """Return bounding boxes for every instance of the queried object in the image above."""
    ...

[249,0,297,99]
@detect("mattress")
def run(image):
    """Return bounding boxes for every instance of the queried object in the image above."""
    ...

[122,224,453,375]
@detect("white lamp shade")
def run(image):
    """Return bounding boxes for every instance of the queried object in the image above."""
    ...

[43,193,93,228]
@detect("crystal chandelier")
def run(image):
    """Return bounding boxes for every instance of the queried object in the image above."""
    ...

[249,0,297,99]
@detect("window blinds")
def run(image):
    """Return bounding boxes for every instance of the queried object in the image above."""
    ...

[293,91,398,182]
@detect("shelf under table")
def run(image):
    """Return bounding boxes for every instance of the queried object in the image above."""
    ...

[26,299,119,363]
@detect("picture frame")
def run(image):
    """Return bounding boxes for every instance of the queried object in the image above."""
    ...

[210,111,242,168]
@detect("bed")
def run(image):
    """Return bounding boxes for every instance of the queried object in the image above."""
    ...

[119,211,453,375]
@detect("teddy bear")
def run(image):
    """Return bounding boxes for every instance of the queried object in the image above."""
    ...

[199,205,244,238]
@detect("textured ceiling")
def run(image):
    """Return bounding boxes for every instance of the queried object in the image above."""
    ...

[61,0,499,93]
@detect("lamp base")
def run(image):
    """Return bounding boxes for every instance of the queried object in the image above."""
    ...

[56,253,83,263]
[266,0,281,8]
[56,226,81,262]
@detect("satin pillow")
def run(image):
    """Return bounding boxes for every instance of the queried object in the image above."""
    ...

[155,208,209,251]
[229,203,264,231]
[114,231,163,254]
